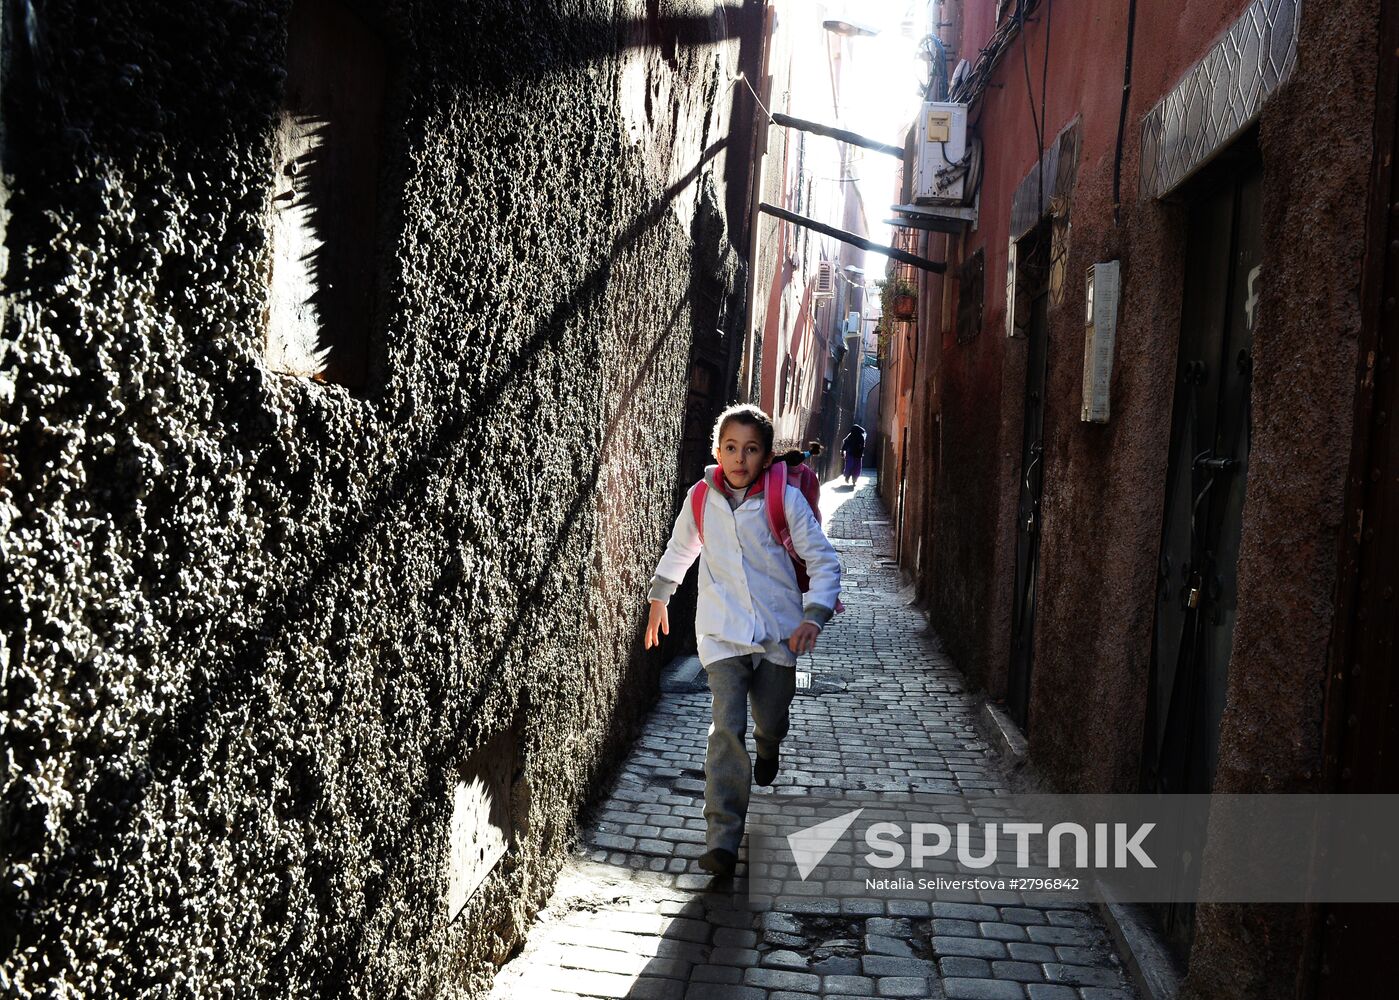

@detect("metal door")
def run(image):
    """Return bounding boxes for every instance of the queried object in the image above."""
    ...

[1141,164,1263,953]
[1008,290,1050,733]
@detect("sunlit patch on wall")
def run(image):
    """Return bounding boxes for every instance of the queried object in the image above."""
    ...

[446,727,518,921]
[265,0,386,387]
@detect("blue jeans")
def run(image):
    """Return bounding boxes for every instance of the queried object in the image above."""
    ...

[703,655,796,853]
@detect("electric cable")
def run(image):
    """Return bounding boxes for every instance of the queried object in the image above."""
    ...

[950,1,1043,115]
[1112,0,1140,224]
[1019,0,1046,219]
[733,70,776,125]
[1040,0,1053,218]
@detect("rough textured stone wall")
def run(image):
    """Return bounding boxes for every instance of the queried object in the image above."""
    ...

[0,1,757,996]
[1184,0,1379,994]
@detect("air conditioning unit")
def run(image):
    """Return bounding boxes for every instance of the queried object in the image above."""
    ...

[815,261,836,297]
[912,101,970,205]
[843,310,862,342]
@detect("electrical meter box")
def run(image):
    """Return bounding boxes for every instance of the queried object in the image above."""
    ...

[912,101,970,205]
[1080,261,1121,423]
[843,310,862,342]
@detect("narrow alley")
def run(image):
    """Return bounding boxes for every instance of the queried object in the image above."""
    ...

[487,475,1133,1000]
[5,2,1397,998]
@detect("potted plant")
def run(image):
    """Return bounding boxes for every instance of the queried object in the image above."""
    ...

[878,275,918,321]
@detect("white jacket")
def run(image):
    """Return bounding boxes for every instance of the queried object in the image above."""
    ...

[651,465,842,666]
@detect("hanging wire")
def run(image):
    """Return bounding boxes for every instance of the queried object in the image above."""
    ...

[949,0,1044,106]
[1112,0,1140,224]
[1019,0,1046,219]
[733,71,776,125]
[1041,1,1054,215]
[921,33,951,102]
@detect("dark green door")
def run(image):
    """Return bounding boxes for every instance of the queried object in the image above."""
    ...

[1008,290,1050,733]
[1141,163,1263,954]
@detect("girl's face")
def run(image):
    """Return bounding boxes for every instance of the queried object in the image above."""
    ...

[714,421,771,490]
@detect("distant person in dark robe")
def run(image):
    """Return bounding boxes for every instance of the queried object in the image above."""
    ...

[841,425,865,485]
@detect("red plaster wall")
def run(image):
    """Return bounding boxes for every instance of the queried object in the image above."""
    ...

[1185,0,1381,995]
[900,232,947,579]
[914,1,1383,991]
[929,0,1281,758]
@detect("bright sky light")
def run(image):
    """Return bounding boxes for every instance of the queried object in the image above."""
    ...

[828,1,932,248]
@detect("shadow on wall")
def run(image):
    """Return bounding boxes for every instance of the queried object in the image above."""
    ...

[7,135,731,987]
[3,0,764,989]
[466,3,751,89]
[3,1,752,154]
[270,0,761,387]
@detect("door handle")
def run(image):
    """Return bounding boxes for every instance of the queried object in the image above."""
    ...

[1023,449,1043,493]
[1193,453,1237,473]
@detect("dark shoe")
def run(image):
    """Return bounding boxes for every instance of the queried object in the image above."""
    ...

[754,753,779,787]
[698,848,737,877]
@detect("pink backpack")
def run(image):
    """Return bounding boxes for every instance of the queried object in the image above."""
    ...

[691,461,841,610]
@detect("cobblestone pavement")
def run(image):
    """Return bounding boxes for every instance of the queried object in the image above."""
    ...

[487,473,1135,1000]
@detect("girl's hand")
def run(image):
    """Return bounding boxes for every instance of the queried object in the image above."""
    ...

[645,600,669,649]
[788,622,821,654]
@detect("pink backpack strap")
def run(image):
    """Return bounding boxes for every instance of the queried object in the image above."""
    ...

[691,481,708,544]
[794,464,823,525]
[763,464,797,559]
[767,464,843,612]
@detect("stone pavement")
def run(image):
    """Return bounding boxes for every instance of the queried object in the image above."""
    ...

[487,473,1135,1000]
